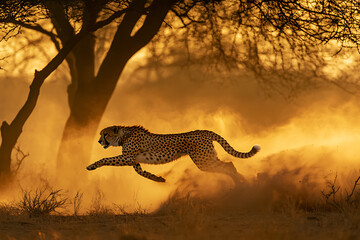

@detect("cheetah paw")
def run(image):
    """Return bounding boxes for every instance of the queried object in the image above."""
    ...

[86,164,97,171]
[155,176,166,182]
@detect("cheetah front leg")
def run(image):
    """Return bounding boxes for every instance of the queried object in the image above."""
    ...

[133,163,166,182]
[86,154,134,170]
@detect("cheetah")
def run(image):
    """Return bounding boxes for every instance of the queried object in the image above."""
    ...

[86,125,260,183]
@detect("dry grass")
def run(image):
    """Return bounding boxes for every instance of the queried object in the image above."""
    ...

[17,187,67,216]
[0,202,20,216]
[72,191,83,216]
[88,189,115,216]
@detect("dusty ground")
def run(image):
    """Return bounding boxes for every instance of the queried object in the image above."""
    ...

[1,164,360,239]
[0,210,359,240]
[1,172,360,240]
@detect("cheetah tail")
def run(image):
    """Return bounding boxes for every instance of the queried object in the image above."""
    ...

[208,131,261,158]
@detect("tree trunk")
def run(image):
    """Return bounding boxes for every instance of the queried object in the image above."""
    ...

[0,31,88,182]
[0,122,20,178]
[55,0,177,186]
[56,56,129,184]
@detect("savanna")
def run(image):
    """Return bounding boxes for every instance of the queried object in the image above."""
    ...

[1,1,360,239]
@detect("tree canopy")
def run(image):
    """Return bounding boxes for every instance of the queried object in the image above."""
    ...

[2,1,360,47]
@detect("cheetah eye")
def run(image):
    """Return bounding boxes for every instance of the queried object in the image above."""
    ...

[113,127,119,134]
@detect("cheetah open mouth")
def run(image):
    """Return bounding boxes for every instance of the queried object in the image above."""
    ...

[103,138,110,148]
[99,138,110,149]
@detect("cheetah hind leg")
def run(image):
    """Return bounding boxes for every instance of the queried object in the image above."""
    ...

[190,152,246,185]
[133,163,166,182]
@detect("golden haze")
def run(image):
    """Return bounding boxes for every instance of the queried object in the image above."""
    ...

[0,47,359,213]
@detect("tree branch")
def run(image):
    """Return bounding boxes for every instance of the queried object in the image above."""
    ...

[0,17,111,158]
[92,7,130,31]
[0,19,61,51]
[131,0,179,53]
[43,0,75,44]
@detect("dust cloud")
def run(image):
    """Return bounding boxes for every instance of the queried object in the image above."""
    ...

[1,50,360,213]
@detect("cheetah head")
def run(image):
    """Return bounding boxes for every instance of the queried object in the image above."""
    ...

[98,126,123,149]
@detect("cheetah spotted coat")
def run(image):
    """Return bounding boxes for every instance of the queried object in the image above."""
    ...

[86,125,260,182]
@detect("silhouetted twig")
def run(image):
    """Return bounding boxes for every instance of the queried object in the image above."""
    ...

[13,145,29,174]
[346,176,360,203]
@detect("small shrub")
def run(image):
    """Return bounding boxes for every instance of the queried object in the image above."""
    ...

[321,174,360,213]
[18,187,67,216]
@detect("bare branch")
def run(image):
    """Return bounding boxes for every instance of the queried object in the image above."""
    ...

[131,0,178,52]
[23,23,60,50]
[322,173,341,202]
[92,7,129,31]
[13,145,29,174]
[346,176,360,203]
[44,0,76,43]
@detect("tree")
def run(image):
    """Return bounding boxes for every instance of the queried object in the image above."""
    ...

[1,0,360,184]
[0,0,129,180]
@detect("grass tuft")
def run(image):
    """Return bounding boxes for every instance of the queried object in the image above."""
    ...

[88,189,114,216]
[18,187,67,217]
[72,191,83,216]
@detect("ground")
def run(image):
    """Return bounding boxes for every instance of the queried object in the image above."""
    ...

[0,209,359,240]
[1,164,360,239]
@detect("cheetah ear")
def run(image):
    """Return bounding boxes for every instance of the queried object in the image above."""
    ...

[113,126,119,134]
